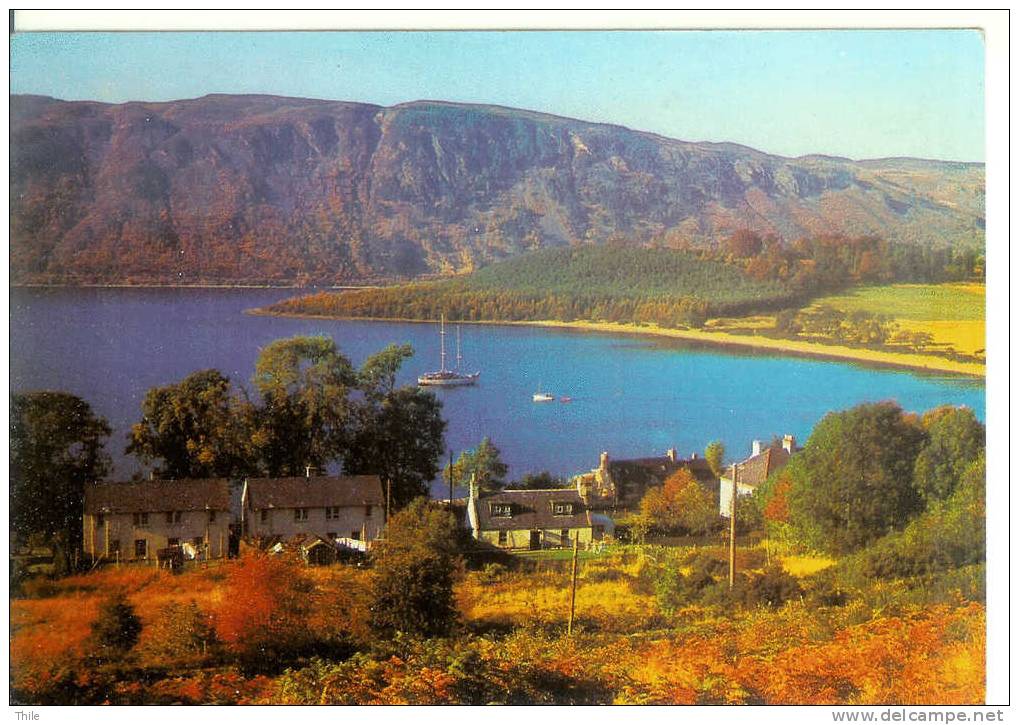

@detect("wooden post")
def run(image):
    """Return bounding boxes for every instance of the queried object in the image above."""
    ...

[219,533,224,559]
[385,478,392,523]
[448,451,454,510]
[89,516,96,564]
[104,519,110,560]
[728,465,738,589]
[567,534,579,636]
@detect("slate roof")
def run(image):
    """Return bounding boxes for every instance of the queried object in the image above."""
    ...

[84,479,231,514]
[729,446,791,487]
[244,475,384,509]
[608,455,717,504]
[474,489,591,531]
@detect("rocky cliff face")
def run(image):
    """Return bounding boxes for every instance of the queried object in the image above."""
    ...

[10,93,985,285]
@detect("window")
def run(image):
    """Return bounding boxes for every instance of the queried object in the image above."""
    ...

[593,525,605,541]
[134,539,147,558]
[109,540,120,555]
[165,511,182,525]
[364,505,373,518]
[260,509,269,523]
[561,529,570,546]
[326,506,340,520]
[498,531,508,546]
[96,513,105,527]
[351,530,360,540]
[208,510,216,523]
[491,503,512,517]
[133,512,149,526]
[294,508,309,522]
[553,502,574,515]
[168,537,180,548]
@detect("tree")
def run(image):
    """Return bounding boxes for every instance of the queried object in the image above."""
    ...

[249,336,357,476]
[447,437,508,495]
[913,406,985,503]
[345,386,447,513]
[785,401,927,555]
[704,440,725,478]
[10,391,111,572]
[638,469,718,536]
[88,592,142,663]
[126,369,247,478]
[506,471,566,490]
[369,498,461,637]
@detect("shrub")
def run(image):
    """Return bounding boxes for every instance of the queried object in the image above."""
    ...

[214,552,316,671]
[370,498,462,637]
[140,600,216,665]
[87,592,142,662]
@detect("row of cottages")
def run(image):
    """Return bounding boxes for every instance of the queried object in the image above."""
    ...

[241,474,384,543]
[465,446,715,551]
[719,435,797,516]
[83,478,232,562]
[82,473,384,563]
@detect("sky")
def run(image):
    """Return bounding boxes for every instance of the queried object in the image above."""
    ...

[10,29,985,162]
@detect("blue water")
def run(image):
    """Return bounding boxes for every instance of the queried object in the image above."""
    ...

[10,288,985,490]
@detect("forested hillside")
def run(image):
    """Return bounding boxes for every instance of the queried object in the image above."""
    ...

[265,236,979,328]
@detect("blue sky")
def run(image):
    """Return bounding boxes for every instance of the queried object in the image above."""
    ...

[10,30,984,161]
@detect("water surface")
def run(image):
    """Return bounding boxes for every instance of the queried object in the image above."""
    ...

[10,287,985,489]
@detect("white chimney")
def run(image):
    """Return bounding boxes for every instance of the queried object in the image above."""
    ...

[752,440,762,456]
[782,434,796,453]
[666,448,677,462]
[599,451,610,471]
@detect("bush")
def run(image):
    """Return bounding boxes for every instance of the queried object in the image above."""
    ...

[87,592,142,663]
[370,498,462,638]
[214,552,316,671]
[140,600,216,665]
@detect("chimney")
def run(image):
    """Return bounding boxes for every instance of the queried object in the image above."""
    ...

[599,451,610,472]
[690,452,698,460]
[782,434,796,453]
[666,447,677,462]
[752,440,762,456]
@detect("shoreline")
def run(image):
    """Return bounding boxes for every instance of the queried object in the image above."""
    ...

[247,308,986,379]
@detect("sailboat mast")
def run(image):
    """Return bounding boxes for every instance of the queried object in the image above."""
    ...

[440,314,447,372]
[456,325,463,372]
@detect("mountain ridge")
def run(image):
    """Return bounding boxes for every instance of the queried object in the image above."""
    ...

[10,93,985,285]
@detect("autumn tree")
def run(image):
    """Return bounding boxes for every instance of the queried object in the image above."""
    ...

[912,406,985,504]
[126,369,247,478]
[249,336,357,476]
[10,391,111,573]
[785,401,927,554]
[639,469,719,536]
[369,498,462,637]
[447,437,508,495]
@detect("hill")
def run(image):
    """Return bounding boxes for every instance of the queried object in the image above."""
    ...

[10,93,985,285]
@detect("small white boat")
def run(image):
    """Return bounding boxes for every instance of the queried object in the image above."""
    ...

[533,389,554,402]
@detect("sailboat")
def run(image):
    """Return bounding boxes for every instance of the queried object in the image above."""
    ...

[418,315,480,387]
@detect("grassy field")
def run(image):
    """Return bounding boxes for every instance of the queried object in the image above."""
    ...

[810,283,985,358]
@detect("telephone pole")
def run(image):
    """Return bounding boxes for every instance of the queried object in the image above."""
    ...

[448,451,454,510]
[567,534,580,636]
[728,464,738,589]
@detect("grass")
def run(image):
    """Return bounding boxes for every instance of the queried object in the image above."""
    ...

[809,283,985,358]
